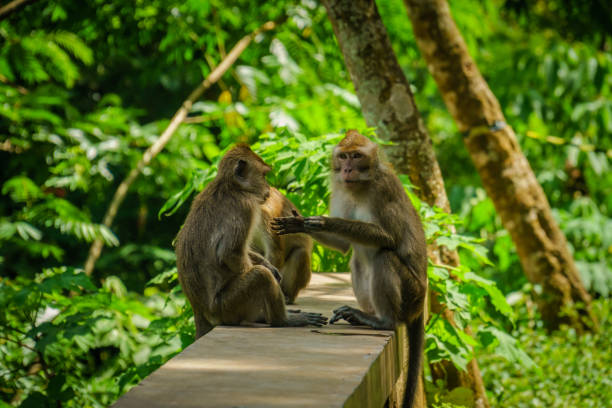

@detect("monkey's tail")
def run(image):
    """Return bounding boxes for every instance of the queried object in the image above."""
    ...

[403,313,424,408]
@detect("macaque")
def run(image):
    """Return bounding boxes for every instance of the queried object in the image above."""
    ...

[252,187,313,304]
[175,144,327,339]
[272,130,427,408]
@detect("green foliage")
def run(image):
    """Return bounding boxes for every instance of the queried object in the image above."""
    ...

[0,267,187,406]
[0,27,92,88]
[480,298,612,407]
[1,0,610,406]
[1,176,118,270]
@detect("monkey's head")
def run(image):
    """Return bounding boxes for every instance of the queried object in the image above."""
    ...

[219,144,271,202]
[332,130,379,191]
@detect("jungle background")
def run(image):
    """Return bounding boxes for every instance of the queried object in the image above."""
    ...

[1,0,610,407]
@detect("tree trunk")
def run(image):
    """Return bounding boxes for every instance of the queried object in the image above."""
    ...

[322,1,490,407]
[403,0,597,332]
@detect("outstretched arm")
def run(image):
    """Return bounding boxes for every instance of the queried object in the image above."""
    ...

[272,216,396,249]
[308,231,351,254]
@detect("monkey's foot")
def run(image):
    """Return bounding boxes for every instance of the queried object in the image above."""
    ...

[285,311,328,327]
[329,305,365,325]
[330,305,393,330]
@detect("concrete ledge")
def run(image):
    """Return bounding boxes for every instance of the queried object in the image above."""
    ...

[113,273,407,408]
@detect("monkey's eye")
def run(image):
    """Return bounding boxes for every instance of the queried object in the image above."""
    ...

[338,153,347,160]
[353,152,362,159]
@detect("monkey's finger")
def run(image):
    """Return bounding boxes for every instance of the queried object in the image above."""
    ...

[332,305,353,314]
[345,314,362,326]
[329,313,343,325]
[330,308,358,325]
[288,309,301,313]
[308,315,328,326]
[272,216,302,223]
[270,220,294,233]
[271,222,300,230]
[272,225,305,235]
[291,210,299,217]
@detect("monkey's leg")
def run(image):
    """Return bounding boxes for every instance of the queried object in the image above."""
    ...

[218,265,287,326]
[218,265,327,327]
[331,252,404,330]
[280,247,312,304]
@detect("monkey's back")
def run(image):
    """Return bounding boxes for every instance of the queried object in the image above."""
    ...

[376,168,427,273]
[175,180,253,313]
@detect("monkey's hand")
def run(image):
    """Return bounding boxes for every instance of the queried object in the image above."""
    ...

[272,215,326,235]
[285,311,328,327]
[248,251,281,283]
[270,265,282,283]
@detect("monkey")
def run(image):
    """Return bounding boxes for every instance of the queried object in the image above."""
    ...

[272,130,427,408]
[251,187,313,304]
[175,144,327,339]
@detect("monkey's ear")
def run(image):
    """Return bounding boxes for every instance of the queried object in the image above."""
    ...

[234,159,248,179]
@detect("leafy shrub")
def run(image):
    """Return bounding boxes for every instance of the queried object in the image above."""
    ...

[0,267,186,407]
[480,298,612,408]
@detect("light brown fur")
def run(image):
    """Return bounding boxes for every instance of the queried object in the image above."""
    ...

[252,187,313,304]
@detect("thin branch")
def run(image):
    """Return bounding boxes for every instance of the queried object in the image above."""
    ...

[0,336,36,351]
[0,0,37,21]
[83,18,284,276]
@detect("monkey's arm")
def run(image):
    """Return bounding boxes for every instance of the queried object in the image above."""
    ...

[273,216,395,249]
[271,216,350,253]
[308,231,351,254]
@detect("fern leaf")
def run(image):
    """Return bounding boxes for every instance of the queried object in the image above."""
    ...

[51,31,94,66]
[20,33,78,87]
[12,47,49,84]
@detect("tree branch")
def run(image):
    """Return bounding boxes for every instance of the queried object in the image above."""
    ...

[83,18,283,276]
[0,0,37,21]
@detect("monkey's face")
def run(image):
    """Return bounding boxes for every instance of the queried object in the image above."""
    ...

[332,130,379,192]
[332,148,375,189]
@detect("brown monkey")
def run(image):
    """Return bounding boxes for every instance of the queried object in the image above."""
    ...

[175,144,327,339]
[252,187,313,304]
[272,130,427,408]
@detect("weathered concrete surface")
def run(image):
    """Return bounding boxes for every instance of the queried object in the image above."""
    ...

[113,273,406,408]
